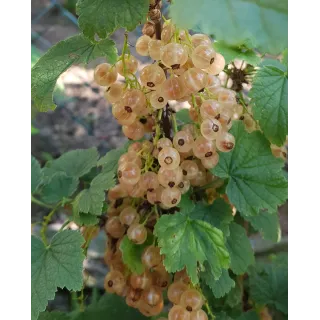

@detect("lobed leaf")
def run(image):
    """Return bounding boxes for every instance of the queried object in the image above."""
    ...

[213,121,288,216]
[154,213,230,283]
[170,0,288,54]
[76,0,149,41]
[31,230,85,320]
[31,35,117,112]
[250,61,288,146]
[32,156,43,193]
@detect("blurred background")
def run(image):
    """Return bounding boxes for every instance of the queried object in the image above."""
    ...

[31,0,287,313]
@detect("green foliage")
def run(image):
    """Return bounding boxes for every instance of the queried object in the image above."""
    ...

[213,121,288,216]
[175,108,191,124]
[249,255,288,314]
[44,148,99,179]
[282,48,288,67]
[178,192,195,214]
[98,146,128,175]
[245,211,281,242]
[226,223,254,274]
[32,156,43,193]
[120,235,153,274]
[31,35,117,112]
[202,268,235,298]
[32,124,40,135]
[38,312,70,320]
[237,311,260,320]
[41,172,78,204]
[213,42,261,65]
[76,0,149,41]
[75,171,115,215]
[32,45,42,68]
[155,212,230,284]
[250,61,288,146]
[189,198,234,236]
[170,0,288,54]
[31,230,85,320]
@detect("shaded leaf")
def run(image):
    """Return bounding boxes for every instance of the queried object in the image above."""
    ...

[32,156,43,193]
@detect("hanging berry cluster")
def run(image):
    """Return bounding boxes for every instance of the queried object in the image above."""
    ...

[93,15,244,319]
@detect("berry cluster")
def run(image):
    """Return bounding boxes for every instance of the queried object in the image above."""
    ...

[93,19,241,319]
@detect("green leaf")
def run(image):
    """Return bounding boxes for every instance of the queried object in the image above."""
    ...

[178,192,195,214]
[44,148,99,179]
[188,199,234,236]
[215,312,234,320]
[175,109,191,124]
[78,171,116,215]
[98,147,126,175]
[213,42,261,65]
[31,35,117,112]
[250,62,288,146]
[154,213,230,284]
[282,48,288,67]
[249,261,288,314]
[245,211,281,242]
[170,0,288,54]
[213,121,288,216]
[31,124,40,135]
[32,156,43,193]
[226,279,242,308]
[72,209,99,226]
[76,0,149,41]
[202,268,235,298]
[73,293,148,320]
[38,312,70,320]
[120,235,153,275]
[41,172,78,204]
[226,223,254,274]
[237,311,260,320]
[31,230,85,320]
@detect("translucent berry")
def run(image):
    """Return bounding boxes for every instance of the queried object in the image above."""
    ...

[118,162,141,185]
[161,24,175,43]
[168,305,191,320]
[158,166,183,188]
[119,206,139,227]
[192,137,216,159]
[152,264,171,289]
[160,43,188,69]
[206,74,221,88]
[174,268,191,284]
[180,160,199,180]
[190,310,208,320]
[140,64,166,89]
[94,63,117,86]
[105,216,125,238]
[116,54,138,76]
[149,39,164,60]
[200,100,221,120]
[157,137,173,151]
[200,118,223,140]
[128,141,142,153]
[201,152,219,169]
[140,171,159,192]
[182,68,209,93]
[161,77,186,100]
[177,179,190,194]
[150,91,168,109]
[127,223,148,244]
[104,270,126,295]
[191,34,211,47]
[122,89,147,114]
[142,245,162,269]
[122,121,145,140]
[108,184,128,201]
[142,285,163,307]
[167,281,188,304]
[173,131,194,153]
[205,53,225,75]
[130,271,153,290]
[112,103,137,125]
[180,289,204,312]
[136,35,151,56]
[158,147,181,170]
[118,152,143,168]
[126,287,142,308]
[216,132,235,152]
[139,300,164,317]
[192,45,216,69]
[104,82,125,103]
[161,187,181,208]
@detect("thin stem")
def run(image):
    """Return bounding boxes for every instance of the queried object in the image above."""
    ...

[31,195,53,209]
[205,301,215,320]
[40,204,60,246]
[121,32,128,76]
[58,219,70,232]
[171,113,178,134]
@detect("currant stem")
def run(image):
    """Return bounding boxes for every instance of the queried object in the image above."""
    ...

[58,219,70,232]
[31,195,54,209]
[40,204,60,246]
[171,112,178,134]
